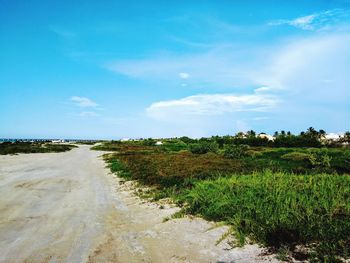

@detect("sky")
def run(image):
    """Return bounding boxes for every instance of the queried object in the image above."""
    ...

[1,0,350,139]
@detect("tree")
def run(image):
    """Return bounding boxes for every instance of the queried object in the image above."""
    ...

[247,130,256,137]
[342,131,350,144]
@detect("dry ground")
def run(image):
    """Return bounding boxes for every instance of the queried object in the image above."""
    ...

[0,145,277,263]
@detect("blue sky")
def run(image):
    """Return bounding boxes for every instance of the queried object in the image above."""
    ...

[1,0,350,139]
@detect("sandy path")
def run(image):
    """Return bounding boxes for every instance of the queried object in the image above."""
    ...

[0,146,277,263]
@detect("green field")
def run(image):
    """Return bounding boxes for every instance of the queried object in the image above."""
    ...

[94,138,350,262]
[0,142,77,155]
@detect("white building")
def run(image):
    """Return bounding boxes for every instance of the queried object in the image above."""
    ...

[324,133,341,141]
[258,133,275,141]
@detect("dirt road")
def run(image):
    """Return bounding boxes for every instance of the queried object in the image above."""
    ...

[0,146,276,263]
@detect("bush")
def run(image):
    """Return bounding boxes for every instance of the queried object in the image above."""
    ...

[223,144,250,159]
[308,148,331,168]
[281,152,310,162]
[245,150,263,158]
[104,151,242,187]
[161,141,188,152]
[189,141,219,154]
[0,142,76,155]
[344,151,350,166]
[142,138,157,146]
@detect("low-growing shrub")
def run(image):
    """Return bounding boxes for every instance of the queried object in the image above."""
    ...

[0,142,76,155]
[104,151,242,188]
[245,150,263,158]
[161,141,188,152]
[344,151,350,166]
[223,144,250,159]
[308,148,331,168]
[189,141,219,154]
[281,152,310,161]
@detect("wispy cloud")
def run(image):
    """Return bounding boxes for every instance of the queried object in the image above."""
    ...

[146,93,279,120]
[70,96,98,107]
[79,111,99,117]
[104,47,259,89]
[268,9,347,30]
[179,72,190,79]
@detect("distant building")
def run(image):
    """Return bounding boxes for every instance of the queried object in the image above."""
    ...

[51,139,65,143]
[324,133,341,141]
[155,141,163,146]
[121,138,130,142]
[258,133,275,141]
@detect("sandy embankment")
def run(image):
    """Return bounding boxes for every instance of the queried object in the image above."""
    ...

[0,145,277,263]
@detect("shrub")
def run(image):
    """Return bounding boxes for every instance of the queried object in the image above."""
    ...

[104,151,242,187]
[0,142,76,155]
[161,141,188,152]
[246,150,263,158]
[223,144,250,159]
[142,138,157,146]
[308,148,331,168]
[344,151,350,166]
[281,152,310,162]
[189,141,219,154]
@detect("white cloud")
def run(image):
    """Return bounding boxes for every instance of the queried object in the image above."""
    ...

[254,32,350,102]
[179,72,190,79]
[104,27,350,135]
[254,86,273,93]
[146,93,279,120]
[269,9,347,30]
[71,96,98,107]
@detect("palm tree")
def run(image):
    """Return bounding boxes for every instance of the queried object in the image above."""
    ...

[247,130,256,137]
[319,129,326,139]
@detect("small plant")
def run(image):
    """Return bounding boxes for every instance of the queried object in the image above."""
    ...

[223,144,250,159]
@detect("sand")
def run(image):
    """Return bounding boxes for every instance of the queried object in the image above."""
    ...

[0,145,278,263]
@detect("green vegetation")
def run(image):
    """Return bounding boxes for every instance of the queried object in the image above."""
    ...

[185,172,350,262]
[95,129,350,261]
[0,142,77,155]
[223,144,250,158]
[189,141,219,154]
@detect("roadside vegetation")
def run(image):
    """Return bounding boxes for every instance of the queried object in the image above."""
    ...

[0,141,77,155]
[93,128,350,262]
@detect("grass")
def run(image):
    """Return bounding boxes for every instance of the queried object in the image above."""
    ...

[184,171,350,262]
[96,141,350,261]
[0,142,77,155]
